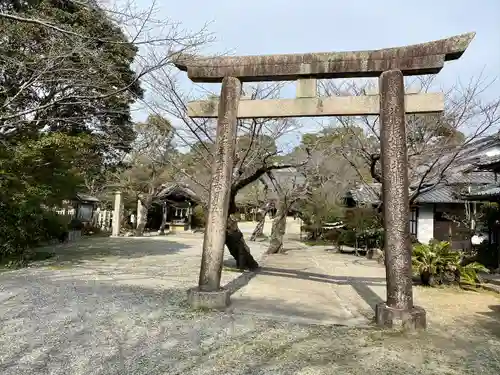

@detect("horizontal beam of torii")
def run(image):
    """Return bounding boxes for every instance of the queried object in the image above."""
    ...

[187,93,444,118]
[174,32,475,82]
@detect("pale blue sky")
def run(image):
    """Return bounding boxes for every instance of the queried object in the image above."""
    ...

[133,0,500,149]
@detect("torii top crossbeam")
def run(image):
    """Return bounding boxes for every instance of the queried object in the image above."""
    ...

[174,33,475,83]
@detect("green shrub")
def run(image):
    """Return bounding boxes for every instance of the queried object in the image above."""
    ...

[0,201,66,266]
[82,225,102,236]
[410,234,420,244]
[68,218,84,230]
[338,207,383,250]
[191,205,206,229]
[298,199,344,240]
[323,228,342,242]
[338,229,357,247]
[362,228,384,249]
[412,240,489,286]
[473,242,500,270]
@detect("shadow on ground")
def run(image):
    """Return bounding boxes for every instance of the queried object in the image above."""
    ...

[257,266,385,312]
[476,304,500,338]
[2,239,499,373]
[33,237,191,266]
[2,275,500,375]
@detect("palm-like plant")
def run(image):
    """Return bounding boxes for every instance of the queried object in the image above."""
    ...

[459,262,490,285]
[412,241,447,285]
[412,240,489,286]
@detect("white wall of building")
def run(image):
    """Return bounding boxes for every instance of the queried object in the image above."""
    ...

[485,146,500,157]
[238,215,302,238]
[417,204,434,244]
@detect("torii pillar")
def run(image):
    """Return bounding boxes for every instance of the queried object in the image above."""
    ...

[111,191,123,237]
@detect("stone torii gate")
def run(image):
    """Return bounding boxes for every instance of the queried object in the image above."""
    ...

[177,32,475,329]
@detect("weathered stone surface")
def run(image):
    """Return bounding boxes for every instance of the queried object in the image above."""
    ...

[174,33,475,82]
[187,287,231,310]
[379,69,413,311]
[111,191,122,237]
[375,303,427,330]
[198,76,242,292]
[296,78,317,98]
[187,93,444,118]
[135,197,148,236]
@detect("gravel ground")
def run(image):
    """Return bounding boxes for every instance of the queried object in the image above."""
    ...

[1,236,500,374]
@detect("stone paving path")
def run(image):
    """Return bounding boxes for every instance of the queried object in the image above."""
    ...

[229,243,386,326]
[232,241,500,330]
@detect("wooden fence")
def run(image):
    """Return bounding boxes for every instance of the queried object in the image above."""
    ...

[54,208,113,232]
[94,209,113,231]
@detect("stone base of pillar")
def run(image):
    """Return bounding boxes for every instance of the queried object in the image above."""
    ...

[375,303,427,330]
[187,287,230,310]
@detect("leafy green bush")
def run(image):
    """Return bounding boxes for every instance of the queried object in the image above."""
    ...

[68,218,84,230]
[0,200,66,266]
[340,207,383,250]
[0,132,96,266]
[362,228,384,249]
[299,199,344,240]
[337,228,384,250]
[191,205,206,229]
[82,225,102,236]
[412,240,489,286]
[322,228,342,242]
[473,242,500,270]
[338,229,357,247]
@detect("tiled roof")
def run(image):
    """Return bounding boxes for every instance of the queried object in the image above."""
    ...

[414,185,464,203]
[347,181,495,205]
[463,184,500,199]
[471,186,500,196]
[475,154,500,170]
[437,171,496,185]
[75,193,100,203]
[411,168,497,187]
[345,183,381,205]
[410,134,500,186]
[479,154,500,165]
[157,183,201,203]
[343,135,500,205]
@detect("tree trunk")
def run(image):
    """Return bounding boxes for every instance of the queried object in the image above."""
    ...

[158,203,168,235]
[135,197,150,236]
[267,203,287,254]
[250,210,267,241]
[354,234,359,256]
[225,215,260,270]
